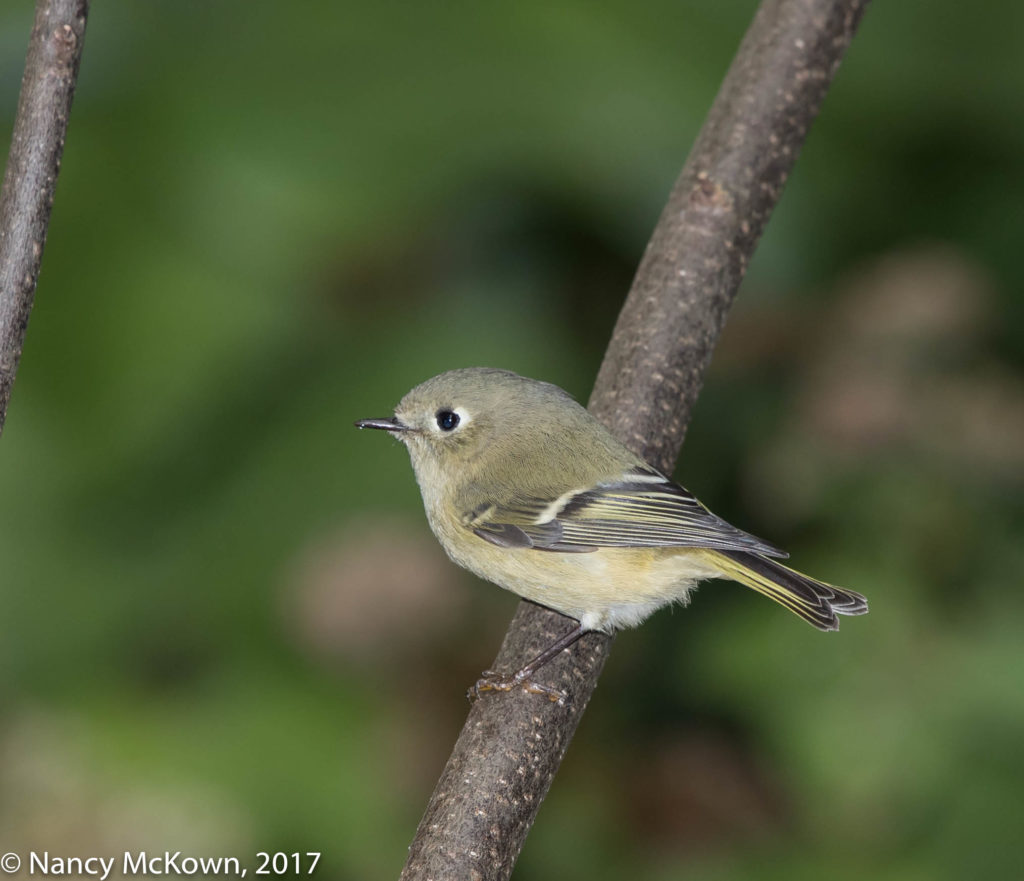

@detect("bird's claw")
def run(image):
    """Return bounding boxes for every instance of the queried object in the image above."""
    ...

[467,670,567,705]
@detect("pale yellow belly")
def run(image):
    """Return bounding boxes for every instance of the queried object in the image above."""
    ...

[429,510,723,632]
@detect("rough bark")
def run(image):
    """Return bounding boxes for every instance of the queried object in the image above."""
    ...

[403,0,870,877]
[0,0,90,435]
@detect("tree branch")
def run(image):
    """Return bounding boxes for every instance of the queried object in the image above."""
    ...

[0,0,90,436]
[402,0,869,877]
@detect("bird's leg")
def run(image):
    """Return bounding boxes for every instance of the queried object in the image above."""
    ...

[469,621,588,705]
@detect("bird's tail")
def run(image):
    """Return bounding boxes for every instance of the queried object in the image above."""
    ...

[711,549,868,631]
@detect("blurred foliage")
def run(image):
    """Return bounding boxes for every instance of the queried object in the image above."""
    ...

[1,1,1022,879]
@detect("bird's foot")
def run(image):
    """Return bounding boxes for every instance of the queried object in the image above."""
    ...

[467,669,566,706]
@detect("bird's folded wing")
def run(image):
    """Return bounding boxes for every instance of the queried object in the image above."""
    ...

[466,466,788,558]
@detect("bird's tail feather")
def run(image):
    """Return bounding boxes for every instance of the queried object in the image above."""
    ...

[711,550,868,631]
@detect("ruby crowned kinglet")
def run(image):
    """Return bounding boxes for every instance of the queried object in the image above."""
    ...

[356,368,867,700]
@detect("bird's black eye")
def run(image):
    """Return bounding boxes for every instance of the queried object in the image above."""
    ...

[436,409,460,431]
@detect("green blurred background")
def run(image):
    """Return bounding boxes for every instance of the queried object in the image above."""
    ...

[1,1,1022,878]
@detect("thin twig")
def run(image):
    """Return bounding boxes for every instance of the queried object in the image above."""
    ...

[402,0,870,877]
[0,0,90,435]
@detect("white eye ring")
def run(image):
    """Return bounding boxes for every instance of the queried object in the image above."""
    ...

[433,406,471,433]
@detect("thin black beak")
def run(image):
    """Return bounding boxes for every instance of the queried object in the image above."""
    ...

[354,417,410,432]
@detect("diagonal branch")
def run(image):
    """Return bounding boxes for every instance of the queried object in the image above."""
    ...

[0,0,90,436]
[402,0,870,878]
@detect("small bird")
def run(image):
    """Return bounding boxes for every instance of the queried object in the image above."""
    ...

[356,368,867,700]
